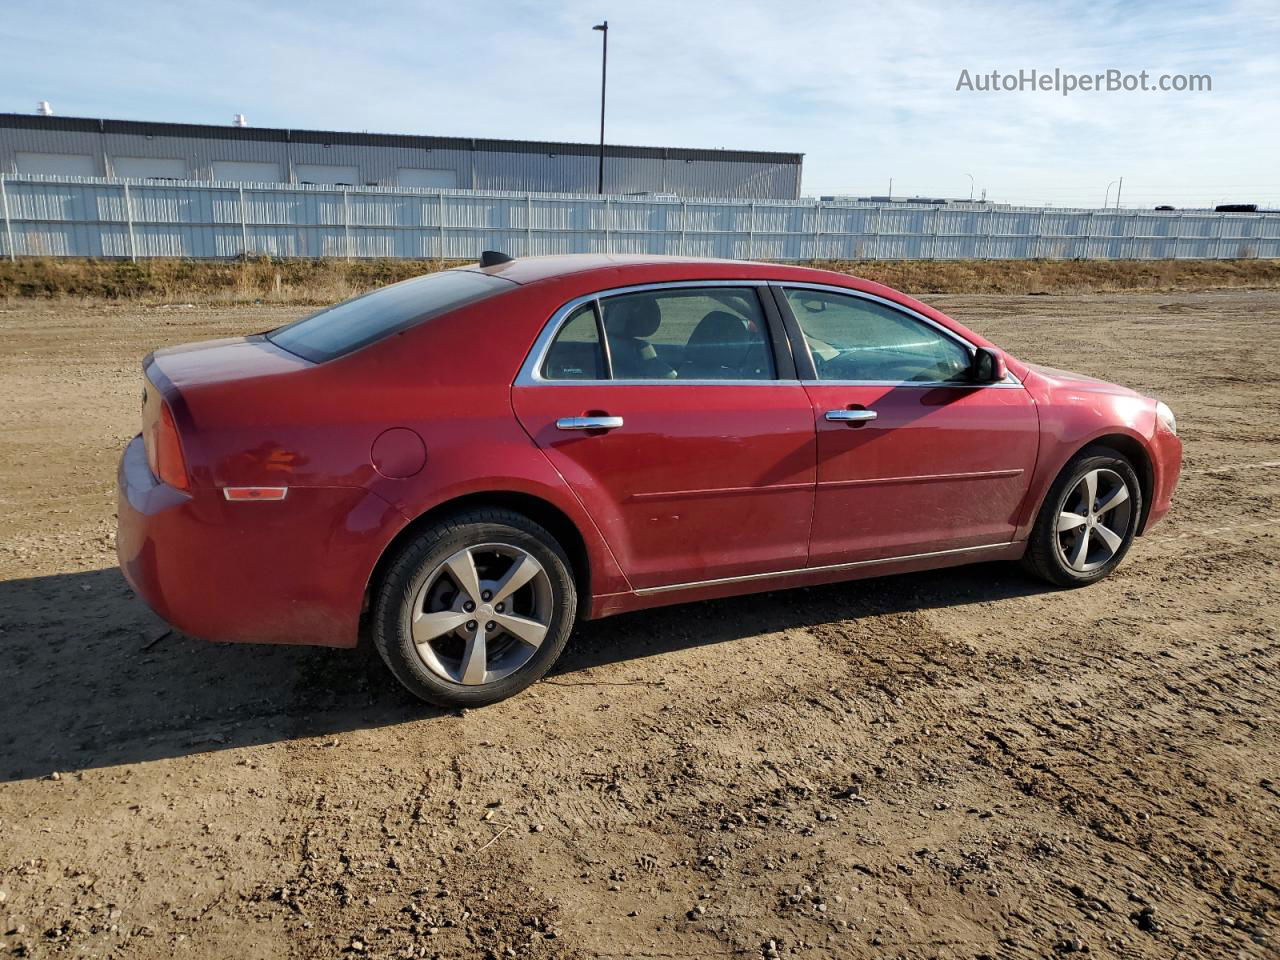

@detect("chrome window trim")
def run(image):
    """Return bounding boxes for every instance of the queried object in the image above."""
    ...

[515,277,1023,390]
[535,379,803,387]
[780,282,1025,390]
[515,280,794,387]
[800,375,1023,389]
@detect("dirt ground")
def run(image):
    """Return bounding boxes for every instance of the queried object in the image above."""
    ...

[0,291,1277,959]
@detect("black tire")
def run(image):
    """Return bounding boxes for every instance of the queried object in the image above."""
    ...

[1023,446,1143,587]
[371,508,577,708]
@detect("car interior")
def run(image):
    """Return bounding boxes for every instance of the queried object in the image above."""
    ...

[541,290,775,381]
[785,292,973,383]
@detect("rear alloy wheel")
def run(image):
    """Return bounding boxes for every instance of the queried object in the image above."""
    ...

[372,510,577,707]
[1024,448,1143,587]
[412,543,552,686]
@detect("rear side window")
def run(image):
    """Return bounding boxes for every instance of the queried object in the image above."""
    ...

[601,288,774,381]
[541,304,606,380]
[268,270,510,362]
[540,286,775,382]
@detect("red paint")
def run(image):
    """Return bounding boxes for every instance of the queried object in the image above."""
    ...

[802,382,1040,564]
[116,255,1182,647]
[371,427,427,479]
[512,383,816,589]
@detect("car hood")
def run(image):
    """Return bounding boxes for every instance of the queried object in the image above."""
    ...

[1022,362,1143,399]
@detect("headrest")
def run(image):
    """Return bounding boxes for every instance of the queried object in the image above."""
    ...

[603,297,661,338]
[688,311,749,347]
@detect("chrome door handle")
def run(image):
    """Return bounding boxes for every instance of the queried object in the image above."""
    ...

[556,416,624,431]
[825,409,877,422]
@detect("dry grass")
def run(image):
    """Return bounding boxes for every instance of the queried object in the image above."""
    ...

[2,256,1279,304]
[812,257,1280,294]
[0,257,458,305]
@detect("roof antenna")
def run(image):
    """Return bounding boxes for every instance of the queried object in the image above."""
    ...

[479,250,514,267]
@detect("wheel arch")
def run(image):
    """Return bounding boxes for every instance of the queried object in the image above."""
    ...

[1019,427,1158,543]
[1072,432,1156,534]
[361,490,593,627]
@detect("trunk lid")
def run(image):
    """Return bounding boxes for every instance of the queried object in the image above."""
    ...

[146,334,311,394]
[141,335,320,490]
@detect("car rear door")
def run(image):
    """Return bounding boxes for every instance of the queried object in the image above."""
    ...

[775,284,1039,566]
[512,282,816,591]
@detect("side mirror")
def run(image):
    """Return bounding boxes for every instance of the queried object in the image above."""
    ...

[969,347,1008,383]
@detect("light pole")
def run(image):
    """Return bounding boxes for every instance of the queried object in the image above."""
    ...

[593,21,608,194]
[1104,179,1119,209]
[965,172,974,201]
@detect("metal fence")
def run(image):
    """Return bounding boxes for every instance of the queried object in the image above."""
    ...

[2,175,1278,262]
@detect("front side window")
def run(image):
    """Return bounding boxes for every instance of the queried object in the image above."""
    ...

[268,270,510,363]
[784,289,971,383]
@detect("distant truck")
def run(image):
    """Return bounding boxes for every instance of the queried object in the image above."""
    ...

[1215,204,1259,213]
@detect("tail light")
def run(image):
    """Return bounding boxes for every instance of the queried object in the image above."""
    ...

[143,388,190,491]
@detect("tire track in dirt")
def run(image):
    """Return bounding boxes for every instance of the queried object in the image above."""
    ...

[3,293,1278,959]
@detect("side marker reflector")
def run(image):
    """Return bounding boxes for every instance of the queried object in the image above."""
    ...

[223,486,289,502]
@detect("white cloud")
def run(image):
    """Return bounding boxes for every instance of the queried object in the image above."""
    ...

[2,0,1277,207]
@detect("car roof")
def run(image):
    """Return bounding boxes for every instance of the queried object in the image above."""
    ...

[453,253,1004,359]
[463,254,863,288]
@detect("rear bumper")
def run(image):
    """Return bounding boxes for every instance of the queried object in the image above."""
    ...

[116,435,404,647]
[1142,423,1182,533]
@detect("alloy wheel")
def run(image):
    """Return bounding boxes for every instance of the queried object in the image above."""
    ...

[410,543,553,686]
[1055,468,1134,573]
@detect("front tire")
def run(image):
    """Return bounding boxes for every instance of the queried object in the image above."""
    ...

[1024,447,1143,587]
[371,509,577,708]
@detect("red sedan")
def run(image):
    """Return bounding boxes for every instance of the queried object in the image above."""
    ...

[117,254,1182,706]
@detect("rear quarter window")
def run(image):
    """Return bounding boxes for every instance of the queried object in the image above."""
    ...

[268,270,511,362]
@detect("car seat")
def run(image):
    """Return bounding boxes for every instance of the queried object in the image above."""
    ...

[602,298,678,379]
[680,310,770,379]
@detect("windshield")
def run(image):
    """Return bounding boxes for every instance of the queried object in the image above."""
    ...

[267,270,512,362]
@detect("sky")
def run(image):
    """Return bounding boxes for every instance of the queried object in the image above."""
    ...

[2,0,1278,208]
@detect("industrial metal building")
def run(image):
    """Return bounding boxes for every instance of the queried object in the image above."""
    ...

[0,113,803,200]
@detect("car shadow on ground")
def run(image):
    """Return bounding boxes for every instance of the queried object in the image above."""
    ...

[0,562,1049,783]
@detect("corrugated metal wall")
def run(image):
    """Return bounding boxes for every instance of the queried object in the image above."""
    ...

[0,115,804,199]
[2,176,1278,261]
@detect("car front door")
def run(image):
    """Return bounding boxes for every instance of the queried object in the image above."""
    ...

[512,282,816,590]
[776,285,1039,566]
